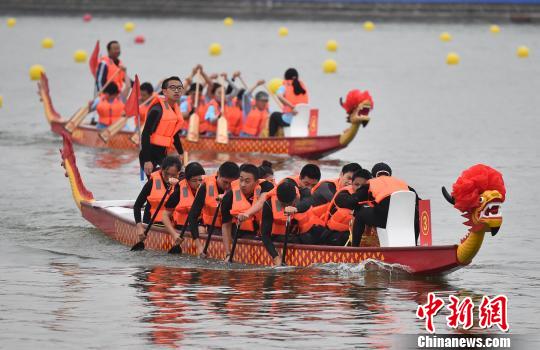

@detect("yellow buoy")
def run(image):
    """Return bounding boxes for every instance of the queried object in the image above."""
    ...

[267,78,283,94]
[41,37,55,49]
[490,25,500,34]
[6,17,16,28]
[209,43,222,56]
[446,52,460,65]
[439,32,452,42]
[73,50,88,63]
[278,26,288,37]
[0,95,3,108]
[224,17,234,26]
[363,21,375,31]
[124,22,135,32]
[326,39,338,52]
[29,64,45,81]
[517,46,529,58]
[322,59,338,73]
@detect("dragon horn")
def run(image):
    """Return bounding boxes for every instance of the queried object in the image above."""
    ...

[339,97,344,107]
[441,186,455,205]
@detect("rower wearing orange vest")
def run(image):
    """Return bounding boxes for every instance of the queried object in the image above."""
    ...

[240,91,270,137]
[96,41,127,91]
[88,80,131,129]
[320,168,372,246]
[186,162,240,256]
[162,162,206,253]
[220,164,275,260]
[180,83,206,134]
[139,76,185,177]
[202,82,226,136]
[269,68,309,136]
[138,82,156,126]
[334,163,420,246]
[260,181,325,266]
[224,96,243,136]
[133,156,182,241]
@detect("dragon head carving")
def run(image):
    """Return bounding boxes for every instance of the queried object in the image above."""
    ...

[450,164,506,236]
[340,89,373,126]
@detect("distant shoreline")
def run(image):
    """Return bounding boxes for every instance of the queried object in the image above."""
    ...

[2,0,540,23]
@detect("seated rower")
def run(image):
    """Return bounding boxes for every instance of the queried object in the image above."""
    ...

[221,164,275,261]
[161,162,206,253]
[269,68,309,136]
[258,160,275,184]
[88,79,131,129]
[260,182,325,266]
[240,91,270,137]
[203,82,225,136]
[320,168,372,246]
[335,162,420,246]
[133,156,182,240]
[186,161,240,255]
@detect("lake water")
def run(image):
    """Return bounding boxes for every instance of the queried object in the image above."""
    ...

[0,16,539,349]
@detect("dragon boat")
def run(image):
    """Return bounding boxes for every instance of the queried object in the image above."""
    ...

[59,131,506,275]
[39,73,368,159]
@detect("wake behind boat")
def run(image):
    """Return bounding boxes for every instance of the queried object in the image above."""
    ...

[59,131,506,275]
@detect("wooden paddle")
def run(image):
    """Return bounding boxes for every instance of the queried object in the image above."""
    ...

[187,71,202,143]
[215,76,229,144]
[281,215,292,265]
[131,185,171,251]
[202,201,222,256]
[167,215,190,254]
[227,221,242,263]
[65,69,122,133]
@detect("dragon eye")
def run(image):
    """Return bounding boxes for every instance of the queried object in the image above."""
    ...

[479,197,484,203]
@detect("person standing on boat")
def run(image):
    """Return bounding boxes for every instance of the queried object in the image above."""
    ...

[96,41,128,91]
[185,162,240,256]
[139,76,185,177]
[88,79,131,129]
[320,169,372,246]
[161,162,206,254]
[268,68,309,136]
[335,163,420,246]
[133,156,182,240]
[220,164,275,261]
[260,181,325,266]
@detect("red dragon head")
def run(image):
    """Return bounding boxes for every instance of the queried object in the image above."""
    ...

[340,89,374,126]
[445,164,505,236]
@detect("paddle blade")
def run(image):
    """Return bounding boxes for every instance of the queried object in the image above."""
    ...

[65,105,90,133]
[216,117,229,144]
[168,245,182,254]
[131,241,145,251]
[187,113,200,142]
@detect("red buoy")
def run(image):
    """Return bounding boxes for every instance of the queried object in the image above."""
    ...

[83,13,92,22]
[134,35,145,44]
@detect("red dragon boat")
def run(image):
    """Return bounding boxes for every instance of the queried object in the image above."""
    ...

[39,73,369,159]
[59,132,506,275]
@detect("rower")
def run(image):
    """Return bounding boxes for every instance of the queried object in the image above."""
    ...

[162,162,206,254]
[180,82,205,135]
[240,91,270,137]
[203,81,225,136]
[221,163,274,261]
[139,76,185,177]
[96,41,127,91]
[258,160,275,184]
[88,81,131,129]
[138,82,155,126]
[133,156,182,241]
[186,162,240,256]
[269,68,309,136]
[335,163,420,246]
[320,168,372,246]
[260,181,325,266]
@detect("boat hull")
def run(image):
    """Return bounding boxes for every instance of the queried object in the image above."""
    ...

[81,201,462,275]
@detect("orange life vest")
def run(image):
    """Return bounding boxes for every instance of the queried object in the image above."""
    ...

[229,179,262,232]
[282,79,309,113]
[310,178,341,219]
[201,175,222,228]
[324,186,355,232]
[172,179,198,226]
[96,95,124,126]
[266,175,302,198]
[241,107,268,136]
[368,176,409,204]
[147,171,172,223]
[203,99,221,134]
[99,56,125,90]
[225,101,243,136]
[138,93,157,126]
[268,189,322,235]
[149,96,183,148]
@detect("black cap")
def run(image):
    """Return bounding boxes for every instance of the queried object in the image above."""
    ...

[371,162,392,177]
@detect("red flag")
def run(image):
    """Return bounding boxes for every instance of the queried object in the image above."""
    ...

[89,40,100,79]
[124,75,140,118]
